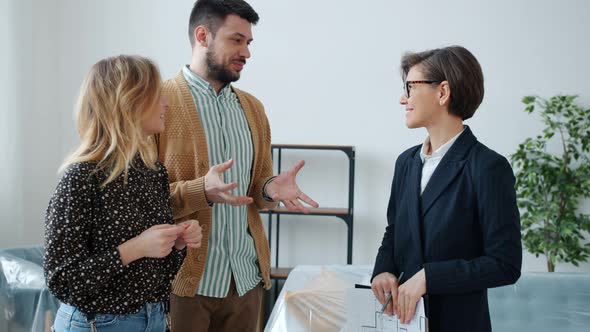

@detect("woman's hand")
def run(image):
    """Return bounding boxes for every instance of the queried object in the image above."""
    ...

[396,269,426,324]
[175,220,203,250]
[371,272,400,316]
[118,224,184,266]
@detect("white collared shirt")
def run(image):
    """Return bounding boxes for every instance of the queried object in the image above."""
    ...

[419,129,464,194]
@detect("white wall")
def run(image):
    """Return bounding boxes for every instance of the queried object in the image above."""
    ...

[0,0,60,247]
[2,0,589,272]
[0,0,28,247]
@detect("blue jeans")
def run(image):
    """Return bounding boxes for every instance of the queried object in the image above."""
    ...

[52,302,167,332]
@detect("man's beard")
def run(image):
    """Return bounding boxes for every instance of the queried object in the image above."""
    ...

[205,48,245,85]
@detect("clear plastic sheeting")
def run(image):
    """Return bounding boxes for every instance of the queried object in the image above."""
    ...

[488,272,590,332]
[265,265,590,332]
[265,265,373,332]
[0,246,60,332]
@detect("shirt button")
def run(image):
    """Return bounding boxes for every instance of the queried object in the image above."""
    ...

[197,254,205,262]
[201,224,208,232]
[189,277,198,284]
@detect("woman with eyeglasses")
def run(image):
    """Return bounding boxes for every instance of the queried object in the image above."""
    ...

[371,46,522,332]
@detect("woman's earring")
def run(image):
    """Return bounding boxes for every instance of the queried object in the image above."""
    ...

[439,101,444,106]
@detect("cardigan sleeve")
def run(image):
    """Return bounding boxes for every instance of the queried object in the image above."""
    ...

[157,76,212,220]
[248,99,279,210]
[158,163,187,269]
[168,177,211,219]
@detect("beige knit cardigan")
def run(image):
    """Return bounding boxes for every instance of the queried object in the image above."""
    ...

[156,72,277,297]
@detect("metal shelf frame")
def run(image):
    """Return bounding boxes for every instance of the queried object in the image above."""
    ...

[260,144,356,270]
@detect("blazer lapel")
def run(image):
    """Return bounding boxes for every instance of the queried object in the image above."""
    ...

[407,148,425,260]
[420,127,477,216]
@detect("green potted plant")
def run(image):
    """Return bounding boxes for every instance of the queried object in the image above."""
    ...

[511,95,590,272]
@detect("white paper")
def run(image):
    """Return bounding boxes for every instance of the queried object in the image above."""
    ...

[345,288,427,332]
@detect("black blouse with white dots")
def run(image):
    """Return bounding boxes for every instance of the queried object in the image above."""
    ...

[43,159,185,314]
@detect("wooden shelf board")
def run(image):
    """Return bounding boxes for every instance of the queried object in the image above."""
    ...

[271,144,354,150]
[260,207,349,216]
[270,267,293,279]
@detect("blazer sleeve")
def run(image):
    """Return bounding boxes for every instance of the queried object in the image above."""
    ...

[372,157,403,280]
[424,156,522,295]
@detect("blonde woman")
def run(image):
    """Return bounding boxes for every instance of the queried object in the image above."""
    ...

[44,55,202,332]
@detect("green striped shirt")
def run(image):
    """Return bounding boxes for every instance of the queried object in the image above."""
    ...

[183,66,261,297]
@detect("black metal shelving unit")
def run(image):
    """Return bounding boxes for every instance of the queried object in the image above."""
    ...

[260,144,355,315]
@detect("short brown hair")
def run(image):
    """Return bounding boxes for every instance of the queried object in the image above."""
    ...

[401,46,484,120]
[188,0,259,47]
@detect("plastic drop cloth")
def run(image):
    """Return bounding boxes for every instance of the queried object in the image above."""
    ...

[264,266,590,332]
[0,246,60,332]
[264,265,373,332]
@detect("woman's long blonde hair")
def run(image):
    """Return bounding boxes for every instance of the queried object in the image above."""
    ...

[61,55,163,186]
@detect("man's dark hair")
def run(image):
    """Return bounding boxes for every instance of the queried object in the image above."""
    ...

[188,0,259,47]
[401,46,484,120]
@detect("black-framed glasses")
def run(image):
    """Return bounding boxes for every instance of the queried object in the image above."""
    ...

[403,80,442,98]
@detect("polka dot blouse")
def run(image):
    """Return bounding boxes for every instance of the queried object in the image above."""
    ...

[43,159,186,314]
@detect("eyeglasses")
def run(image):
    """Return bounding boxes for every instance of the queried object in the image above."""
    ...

[403,80,442,98]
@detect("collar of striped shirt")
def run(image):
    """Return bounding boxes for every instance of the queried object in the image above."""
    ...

[182,65,233,98]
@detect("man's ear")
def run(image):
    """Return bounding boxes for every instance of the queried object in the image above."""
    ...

[194,25,209,48]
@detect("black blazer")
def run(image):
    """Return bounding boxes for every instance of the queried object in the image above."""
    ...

[373,126,522,332]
